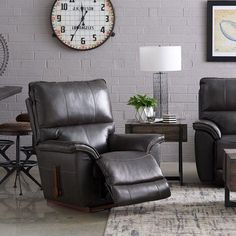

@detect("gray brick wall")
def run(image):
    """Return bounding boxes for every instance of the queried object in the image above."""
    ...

[0,0,236,162]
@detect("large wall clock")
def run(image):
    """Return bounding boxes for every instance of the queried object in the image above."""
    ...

[51,0,115,51]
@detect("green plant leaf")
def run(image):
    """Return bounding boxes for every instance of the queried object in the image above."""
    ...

[127,94,158,110]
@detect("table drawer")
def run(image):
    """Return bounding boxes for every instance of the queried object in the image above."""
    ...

[229,175,236,186]
[125,124,187,142]
[231,162,236,173]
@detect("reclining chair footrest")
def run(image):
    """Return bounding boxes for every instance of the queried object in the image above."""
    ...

[97,153,171,206]
[111,178,170,206]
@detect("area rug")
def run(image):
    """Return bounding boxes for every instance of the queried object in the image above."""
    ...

[104,185,236,236]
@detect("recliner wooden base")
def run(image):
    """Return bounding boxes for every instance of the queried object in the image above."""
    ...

[47,200,115,212]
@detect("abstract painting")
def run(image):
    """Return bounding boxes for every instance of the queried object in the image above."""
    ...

[207,1,236,61]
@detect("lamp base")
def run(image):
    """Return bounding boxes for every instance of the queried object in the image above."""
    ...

[153,73,168,118]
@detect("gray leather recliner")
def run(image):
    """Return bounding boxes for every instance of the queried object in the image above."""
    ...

[193,78,236,186]
[26,79,170,209]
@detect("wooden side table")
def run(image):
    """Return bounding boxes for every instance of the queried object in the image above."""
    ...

[125,120,188,185]
[224,149,236,207]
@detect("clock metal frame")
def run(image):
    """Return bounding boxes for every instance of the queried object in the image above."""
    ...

[0,34,9,76]
[50,0,115,51]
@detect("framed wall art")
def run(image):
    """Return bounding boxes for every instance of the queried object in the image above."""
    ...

[207,1,236,61]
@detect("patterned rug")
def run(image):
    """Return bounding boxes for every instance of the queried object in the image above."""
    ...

[104,185,236,236]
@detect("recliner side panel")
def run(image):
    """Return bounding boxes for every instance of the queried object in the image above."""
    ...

[36,150,108,207]
[194,131,215,182]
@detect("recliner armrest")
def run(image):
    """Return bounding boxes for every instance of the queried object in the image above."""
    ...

[37,140,100,160]
[193,120,221,140]
[108,134,165,153]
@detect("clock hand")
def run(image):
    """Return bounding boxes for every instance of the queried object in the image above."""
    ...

[71,10,88,41]
[81,3,84,15]
[81,10,88,24]
[81,3,86,26]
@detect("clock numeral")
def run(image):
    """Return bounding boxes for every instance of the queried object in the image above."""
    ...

[61,26,66,33]
[61,3,68,10]
[100,26,105,33]
[71,34,74,41]
[81,37,86,45]
[101,4,105,11]
[94,0,97,2]
[69,0,75,2]
[93,34,97,41]
[57,15,61,22]
[106,15,109,22]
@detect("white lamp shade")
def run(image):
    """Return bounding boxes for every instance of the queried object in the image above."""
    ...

[140,46,182,72]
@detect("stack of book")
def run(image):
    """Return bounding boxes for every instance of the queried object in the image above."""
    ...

[163,114,177,123]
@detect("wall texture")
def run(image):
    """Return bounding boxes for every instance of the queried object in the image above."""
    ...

[0,0,236,162]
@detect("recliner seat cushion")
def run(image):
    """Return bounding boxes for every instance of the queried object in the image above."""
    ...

[40,123,114,154]
[97,151,170,206]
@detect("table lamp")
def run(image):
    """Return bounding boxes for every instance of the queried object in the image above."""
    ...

[140,46,182,118]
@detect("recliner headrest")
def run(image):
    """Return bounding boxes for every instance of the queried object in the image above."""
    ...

[29,79,113,128]
[200,77,236,111]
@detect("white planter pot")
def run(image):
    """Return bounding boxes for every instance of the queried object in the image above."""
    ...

[135,107,154,122]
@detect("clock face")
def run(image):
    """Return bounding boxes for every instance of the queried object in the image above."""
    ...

[51,0,115,51]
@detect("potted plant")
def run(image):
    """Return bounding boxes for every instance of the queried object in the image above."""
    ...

[127,94,157,122]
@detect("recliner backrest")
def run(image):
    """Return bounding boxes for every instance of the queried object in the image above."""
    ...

[27,79,115,153]
[199,77,236,134]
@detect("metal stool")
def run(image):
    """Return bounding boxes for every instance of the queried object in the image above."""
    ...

[16,113,41,189]
[0,122,41,195]
[0,139,15,184]
[19,146,41,188]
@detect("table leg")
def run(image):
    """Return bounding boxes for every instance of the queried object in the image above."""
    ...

[0,167,15,185]
[0,149,11,161]
[13,135,23,195]
[13,135,19,188]
[225,186,230,207]
[225,186,236,207]
[179,127,183,186]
